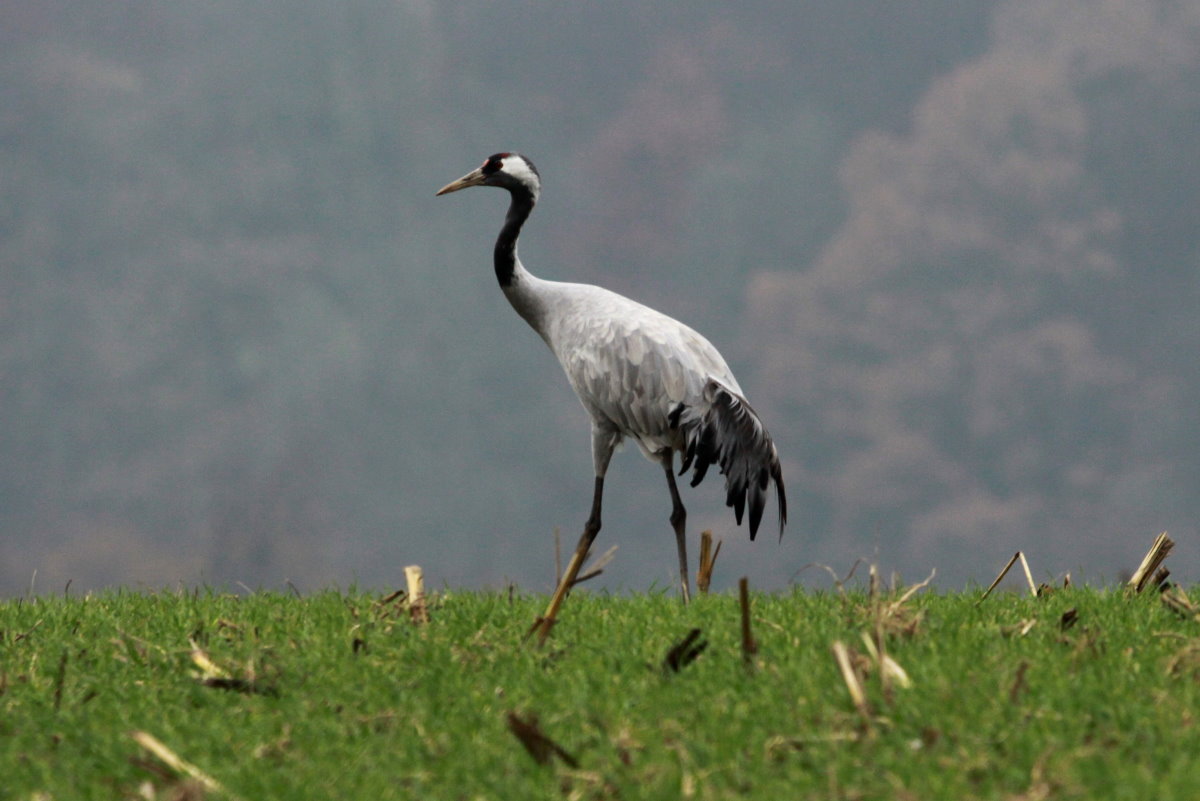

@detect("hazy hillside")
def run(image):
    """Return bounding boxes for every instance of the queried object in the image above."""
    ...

[744,0,1200,582]
[1,0,1195,594]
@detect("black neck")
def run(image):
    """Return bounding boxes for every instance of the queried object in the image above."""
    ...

[494,186,536,287]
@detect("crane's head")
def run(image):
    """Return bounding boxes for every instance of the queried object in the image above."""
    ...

[436,153,541,202]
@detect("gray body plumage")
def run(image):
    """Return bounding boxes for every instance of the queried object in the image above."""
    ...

[438,151,785,575]
[509,274,733,461]
[504,221,785,540]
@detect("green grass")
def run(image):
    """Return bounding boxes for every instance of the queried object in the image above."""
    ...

[3,584,1200,800]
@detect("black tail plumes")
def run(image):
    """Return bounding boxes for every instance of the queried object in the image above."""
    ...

[670,379,787,540]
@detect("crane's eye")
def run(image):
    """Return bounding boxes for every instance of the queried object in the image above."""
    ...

[482,154,507,175]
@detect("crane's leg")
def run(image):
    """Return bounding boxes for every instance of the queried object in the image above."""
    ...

[531,476,603,643]
[662,453,692,604]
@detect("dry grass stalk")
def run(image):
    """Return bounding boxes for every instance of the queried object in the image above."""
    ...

[891,569,935,606]
[794,559,864,594]
[14,618,44,643]
[375,589,404,606]
[979,552,1021,602]
[573,545,618,586]
[1018,552,1037,596]
[869,569,933,639]
[858,631,912,692]
[1000,618,1039,638]
[1161,585,1199,621]
[505,712,579,768]
[857,569,925,703]
[129,731,234,798]
[1128,532,1174,594]
[188,640,275,696]
[404,565,429,624]
[739,577,757,665]
[696,531,722,595]
[189,640,230,681]
[831,641,871,720]
[978,552,1032,604]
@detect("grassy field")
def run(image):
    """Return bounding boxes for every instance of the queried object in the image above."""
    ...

[3,578,1200,800]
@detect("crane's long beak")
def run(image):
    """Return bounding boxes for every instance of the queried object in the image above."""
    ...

[436,167,487,196]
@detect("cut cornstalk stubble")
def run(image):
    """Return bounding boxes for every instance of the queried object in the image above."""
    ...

[506,712,578,768]
[696,531,721,595]
[663,628,707,674]
[1128,532,1174,594]
[405,565,429,624]
[739,577,757,666]
[1161,585,1199,621]
[978,551,1036,604]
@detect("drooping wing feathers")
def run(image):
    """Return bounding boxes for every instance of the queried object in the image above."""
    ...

[529,280,785,540]
[672,379,787,541]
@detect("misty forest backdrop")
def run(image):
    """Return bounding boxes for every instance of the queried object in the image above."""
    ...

[2,0,1198,596]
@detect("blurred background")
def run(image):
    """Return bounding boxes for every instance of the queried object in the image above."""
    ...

[2,0,1197,596]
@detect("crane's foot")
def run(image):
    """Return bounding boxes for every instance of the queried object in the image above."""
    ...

[523,588,565,646]
[526,615,557,645]
[525,545,587,647]
[527,583,567,646]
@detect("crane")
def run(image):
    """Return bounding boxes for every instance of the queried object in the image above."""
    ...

[437,153,786,636]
